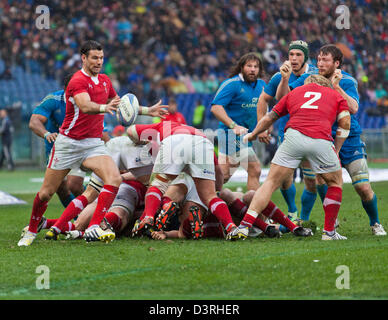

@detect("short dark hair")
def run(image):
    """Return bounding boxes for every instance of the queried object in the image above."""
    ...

[319,44,343,68]
[62,73,74,90]
[229,52,264,78]
[80,40,103,57]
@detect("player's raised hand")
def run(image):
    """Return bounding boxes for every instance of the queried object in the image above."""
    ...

[331,69,343,87]
[148,99,169,119]
[105,96,121,115]
[280,61,292,79]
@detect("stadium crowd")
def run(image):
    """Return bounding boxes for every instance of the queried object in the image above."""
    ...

[0,0,387,106]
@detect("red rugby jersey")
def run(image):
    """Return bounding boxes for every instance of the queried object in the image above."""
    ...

[272,83,349,141]
[60,69,117,139]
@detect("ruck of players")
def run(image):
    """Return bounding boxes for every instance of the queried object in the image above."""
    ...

[18,39,386,247]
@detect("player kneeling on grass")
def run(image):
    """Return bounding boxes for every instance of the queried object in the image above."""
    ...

[128,121,242,240]
[65,176,147,241]
[232,74,351,240]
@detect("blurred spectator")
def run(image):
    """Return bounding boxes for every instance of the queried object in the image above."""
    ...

[192,100,206,129]
[112,125,126,137]
[0,108,14,171]
[153,97,186,125]
[0,0,387,109]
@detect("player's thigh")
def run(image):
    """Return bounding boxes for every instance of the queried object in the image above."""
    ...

[193,178,217,207]
[40,168,70,199]
[265,163,295,191]
[82,155,121,186]
[319,169,343,188]
[271,129,304,171]
[166,180,188,203]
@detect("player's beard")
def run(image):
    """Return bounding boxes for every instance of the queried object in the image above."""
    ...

[319,67,335,79]
[242,71,258,83]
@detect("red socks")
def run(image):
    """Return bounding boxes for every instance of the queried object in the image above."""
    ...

[262,201,297,232]
[140,186,163,220]
[53,195,88,232]
[230,198,248,219]
[28,193,48,233]
[209,197,236,233]
[323,186,342,232]
[88,185,119,228]
[105,211,122,232]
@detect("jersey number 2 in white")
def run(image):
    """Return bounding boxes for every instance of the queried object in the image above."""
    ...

[300,91,321,109]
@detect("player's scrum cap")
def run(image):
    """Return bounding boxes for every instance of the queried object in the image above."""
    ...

[288,40,309,63]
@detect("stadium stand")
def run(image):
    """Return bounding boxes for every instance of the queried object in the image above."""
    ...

[0,0,387,159]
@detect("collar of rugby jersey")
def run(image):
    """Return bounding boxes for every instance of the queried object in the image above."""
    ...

[81,68,99,85]
[238,73,258,88]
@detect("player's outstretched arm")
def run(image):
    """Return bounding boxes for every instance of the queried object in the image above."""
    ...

[74,92,120,115]
[139,99,169,119]
[256,92,273,144]
[244,111,279,144]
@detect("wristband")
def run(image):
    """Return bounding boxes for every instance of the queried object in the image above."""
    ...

[141,106,149,115]
[99,104,106,113]
[229,121,236,129]
[44,132,51,140]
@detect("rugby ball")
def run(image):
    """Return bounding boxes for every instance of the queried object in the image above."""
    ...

[116,93,139,126]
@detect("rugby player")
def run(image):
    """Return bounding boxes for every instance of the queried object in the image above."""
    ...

[235,74,351,240]
[18,40,167,246]
[256,41,320,224]
[285,44,386,236]
[210,53,266,191]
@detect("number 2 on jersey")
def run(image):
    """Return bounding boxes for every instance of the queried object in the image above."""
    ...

[300,91,321,109]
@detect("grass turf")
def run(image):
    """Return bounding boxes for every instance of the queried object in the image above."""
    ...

[1,170,388,300]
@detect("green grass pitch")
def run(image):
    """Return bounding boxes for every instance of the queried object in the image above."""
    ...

[1,169,388,300]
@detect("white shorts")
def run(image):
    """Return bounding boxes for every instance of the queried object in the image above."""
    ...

[68,167,87,178]
[171,173,207,210]
[47,134,109,171]
[152,134,215,180]
[272,128,341,174]
[110,183,141,218]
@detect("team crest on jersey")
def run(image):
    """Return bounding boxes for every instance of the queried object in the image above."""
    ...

[103,82,107,93]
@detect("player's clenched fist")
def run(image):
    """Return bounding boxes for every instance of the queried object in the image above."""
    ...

[279,60,292,79]
[331,69,343,87]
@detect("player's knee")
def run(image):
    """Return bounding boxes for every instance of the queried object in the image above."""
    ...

[354,183,374,202]
[304,177,317,193]
[219,188,234,203]
[242,190,256,205]
[39,187,56,202]
[67,178,85,197]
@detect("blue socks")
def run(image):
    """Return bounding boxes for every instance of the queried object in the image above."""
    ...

[362,193,380,226]
[317,184,328,203]
[280,184,298,215]
[300,189,317,221]
[60,193,75,208]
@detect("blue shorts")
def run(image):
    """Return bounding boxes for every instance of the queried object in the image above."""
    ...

[217,128,252,156]
[339,135,367,165]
